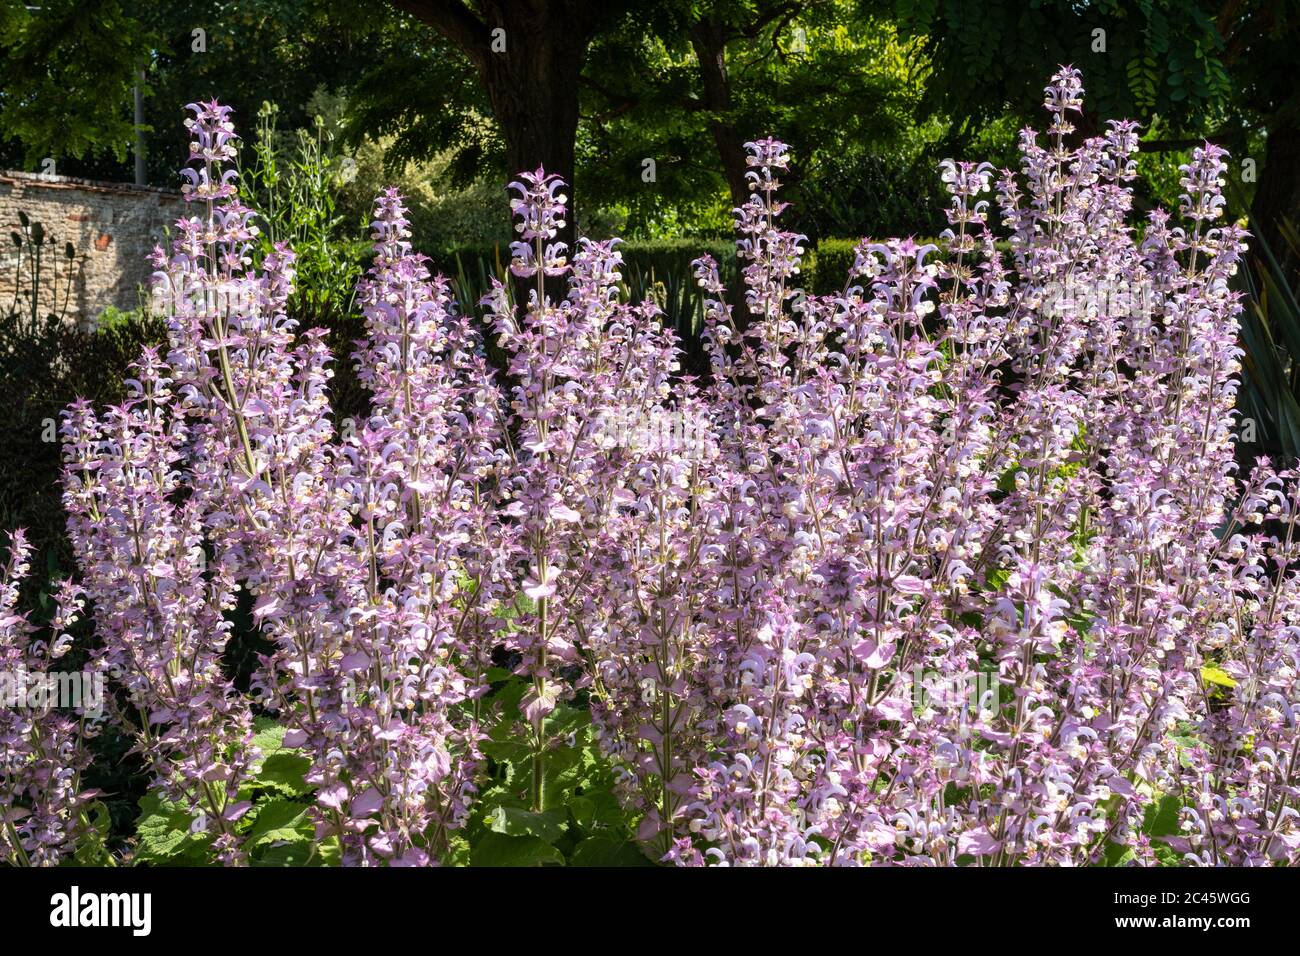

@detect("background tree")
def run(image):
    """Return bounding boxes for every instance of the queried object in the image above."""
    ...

[0,1,475,185]
[898,0,1300,276]
[578,0,937,239]
[387,0,641,250]
[0,0,153,168]
[1,0,945,246]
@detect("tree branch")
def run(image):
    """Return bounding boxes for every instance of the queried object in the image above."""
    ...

[580,74,638,110]
[732,0,806,41]
[387,0,489,68]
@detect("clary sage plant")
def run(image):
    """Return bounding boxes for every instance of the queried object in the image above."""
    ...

[3,68,1298,867]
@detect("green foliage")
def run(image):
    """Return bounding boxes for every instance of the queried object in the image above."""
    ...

[122,686,655,867]
[0,1,437,182]
[249,718,313,797]
[335,134,512,253]
[238,99,371,422]
[606,238,737,285]
[239,100,366,328]
[453,674,656,868]
[69,801,117,867]
[6,1,951,240]
[131,717,326,867]
[616,238,737,350]
[1134,146,1194,212]
[243,800,314,850]
[140,0,416,187]
[1233,208,1300,461]
[134,793,217,866]
[1101,792,1185,866]
[334,8,495,185]
[790,149,949,244]
[581,2,931,237]
[1200,665,1237,690]
[112,596,659,868]
[0,0,153,165]
[0,299,164,596]
[810,238,857,295]
[468,832,566,867]
[898,0,1232,129]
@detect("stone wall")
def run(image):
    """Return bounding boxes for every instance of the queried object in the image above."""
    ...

[0,170,184,324]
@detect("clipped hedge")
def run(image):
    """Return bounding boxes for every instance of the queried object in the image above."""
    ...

[412,236,1019,335]
[810,238,858,295]
[0,308,166,586]
[422,239,736,294]
[422,240,737,375]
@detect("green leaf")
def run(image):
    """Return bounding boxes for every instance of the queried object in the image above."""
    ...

[1153,842,1180,866]
[569,837,655,867]
[1102,842,1136,867]
[249,717,313,795]
[1169,733,1199,769]
[251,716,290,755]
[469,832,564,867]
[486,677,528,724]
[134,793,214,865]
[542,744,589,808]
[442,834,472,867]
[986,566,1010,591]
[568,789,627,833]
[243,798,311,847]
[545,701,591,733]
[995,464,1021,493]
[1200,665,1236,689]
[253,836,339,867]
[480,738,534,765]
[257,752,313,796]
[1143,794,1183,839]
[568,795,596,831]
[70,800,115,867]
[487,806,568,844]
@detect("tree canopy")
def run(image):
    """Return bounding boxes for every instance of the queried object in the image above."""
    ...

[1,0,1296,255]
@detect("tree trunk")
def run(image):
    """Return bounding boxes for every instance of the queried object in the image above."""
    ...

[1251,116,1300,287]
[477,1,585,257]
[690,19,750,212]
[390,0,590,260]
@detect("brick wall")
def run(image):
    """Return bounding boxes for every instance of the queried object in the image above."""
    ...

[0,170,184,324]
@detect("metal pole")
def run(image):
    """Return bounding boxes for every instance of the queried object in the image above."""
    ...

[133,69,146,186]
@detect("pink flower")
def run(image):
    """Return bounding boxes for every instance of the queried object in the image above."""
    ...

[522,566,559,601]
